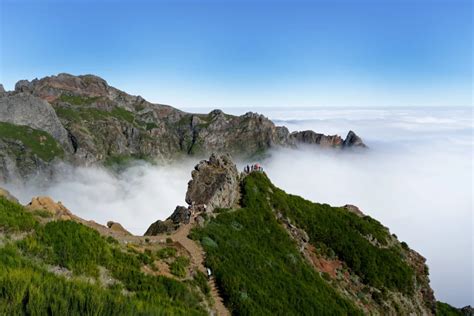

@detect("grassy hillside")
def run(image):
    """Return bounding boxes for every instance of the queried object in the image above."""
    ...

[0,197,206,315]
[0,122,64,161]
[190,174,363,315]
[190,172,442,315]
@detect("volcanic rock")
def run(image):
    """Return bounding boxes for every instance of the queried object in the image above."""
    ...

[185,153,240,212]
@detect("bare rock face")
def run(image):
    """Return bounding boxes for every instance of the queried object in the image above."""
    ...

[145,154,241,236]
[0,93,72,150]
[106,221,132,235]
[144,205,191,236]
[169,205,192,225]
[343,130,366,148]
[1,73,367,181]
[144,219,175,236]
[26,196,74,220]
[185,153,240,212]
[290,130,367,148]
[290,130,344,147]
[342,204,365,217]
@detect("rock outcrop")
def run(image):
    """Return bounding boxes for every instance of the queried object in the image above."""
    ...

[290,130,366,148]
[144,205,191,236]
[0,93,72,150]
[26,196,74,220]
[185,153,240,212]
[107,221,132,235]
[290,130,344,147]
[343,130,367,148]
[146,154,241,236]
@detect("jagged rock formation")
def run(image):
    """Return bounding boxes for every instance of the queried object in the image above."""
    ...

[185,153,240,213]
[0,73,366,181]
[343,130,367,148]
[146,154,240,236]
[290,130,344,147]
[145,205,191,235]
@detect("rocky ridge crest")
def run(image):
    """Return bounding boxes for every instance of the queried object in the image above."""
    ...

[1,73,366,181]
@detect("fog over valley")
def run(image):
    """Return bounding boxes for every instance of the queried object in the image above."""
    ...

[2,106,472,307]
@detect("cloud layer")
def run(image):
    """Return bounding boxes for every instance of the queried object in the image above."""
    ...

[3,106,472,307]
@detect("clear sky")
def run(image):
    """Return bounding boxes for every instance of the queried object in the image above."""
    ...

[1,0,472,108]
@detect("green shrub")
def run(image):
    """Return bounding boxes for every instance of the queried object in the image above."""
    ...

[436,302,462,315]
[157,247,177,259]
[247,173,415,294]
[192,175,362,315]
[170,256,190,278]
[0,213,206,315]
[193,271,211,297]
[0,246,205,315]
[19,220,111,278]
[0,197,37,232]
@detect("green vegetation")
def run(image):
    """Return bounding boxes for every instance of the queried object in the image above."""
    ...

[262,173,415,294]
[19,221,111,278]
[55,106,135,125]
[0,199,206,315]
[59,94,101,105]
[191,175,362,315]
[103,153,153,171]
[436,302,462,315]
[0,122,64,161]
[157,246,177,259]
[193,271,211,297]
[0,197,37,232]
[170,256,190,278]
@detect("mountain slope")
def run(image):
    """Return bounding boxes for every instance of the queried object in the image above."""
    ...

[0,196,207,315]
[190,171,435,315]
[0,73,365,180]
[0,154,467,315]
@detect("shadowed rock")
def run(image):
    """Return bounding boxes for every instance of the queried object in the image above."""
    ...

[144,205,191,236]
[343,130,366,148]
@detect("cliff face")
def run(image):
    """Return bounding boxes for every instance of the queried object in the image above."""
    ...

[0,73,366,180]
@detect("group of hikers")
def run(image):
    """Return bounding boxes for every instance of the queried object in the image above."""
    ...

[244,163,263,173]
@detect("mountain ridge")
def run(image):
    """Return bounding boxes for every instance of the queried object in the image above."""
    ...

[1,154,468,315]
[0,73,365,181]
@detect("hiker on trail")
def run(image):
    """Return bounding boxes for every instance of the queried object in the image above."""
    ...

[207,268,212,279]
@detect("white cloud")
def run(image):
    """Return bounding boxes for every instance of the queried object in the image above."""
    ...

[2,106,472,307]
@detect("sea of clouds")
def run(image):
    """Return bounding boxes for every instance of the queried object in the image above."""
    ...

[3,106,472,307]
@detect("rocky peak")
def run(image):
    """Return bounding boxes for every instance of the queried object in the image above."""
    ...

[145,154,241,236]
[343,130,366,148]
[290,130,344,147]
[14,73,111,101]
[290,129,367,148]
[185,153,240,212]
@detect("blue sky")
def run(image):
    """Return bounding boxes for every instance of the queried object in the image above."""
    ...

[1,0,472,108]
